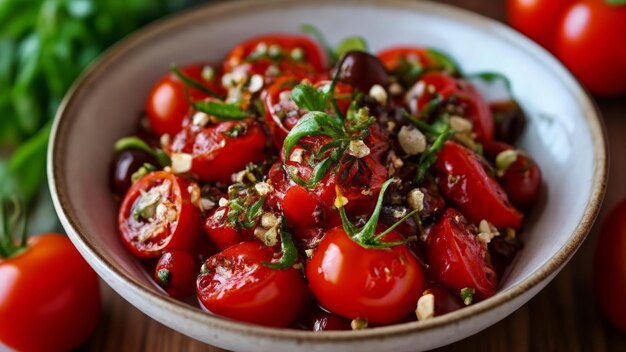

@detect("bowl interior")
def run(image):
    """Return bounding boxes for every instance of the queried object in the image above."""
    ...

[49,0,605,349]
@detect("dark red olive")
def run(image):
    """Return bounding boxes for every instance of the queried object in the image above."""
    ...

[423,286,464,317]
[489,236,523,278]
[297,305,352,331]
[109,149,157,196]
[337,51,389,93]
[491,100,527,145]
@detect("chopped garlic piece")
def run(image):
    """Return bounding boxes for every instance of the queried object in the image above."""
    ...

[261,212,279,229]
[192,112,210,127]
[416,293,435,321]
[398,126,427,155]
[160,134,171,149]
[449,115,473,133]
[248,74,264,93]
[200,198,215,211]
[495,149,518,171]
[388,82,403,95]
[351,318,368,330]
[218,197,229,207]
[369,84,388,105]
[289,148,304,163]
[171,153,193,173]
[407,188,425,212]
[254,182,273,196]
[348,140,371,158]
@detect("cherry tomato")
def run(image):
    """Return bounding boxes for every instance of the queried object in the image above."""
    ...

[168,119,267,183]
[555,1,626,96]
[0,234,101,351]
[196,242,308,327]
[377,46,458,87]
[263,76,304,149]
[118,171,201,258]
[427,208,497,300]
[154,251,200,298]
[594,199,626,332]
[271,135,387,234]
[412,72,494,142]
[203,207,252,250]
[146,64,223,136]
[306,226,424,324]
[507,0,572,49]
[223,34,326,79]
[435,141,523,230]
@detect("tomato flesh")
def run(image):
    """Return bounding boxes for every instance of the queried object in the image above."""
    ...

[197,242,308,327]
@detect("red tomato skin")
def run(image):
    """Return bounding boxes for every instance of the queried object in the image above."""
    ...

[146,64,223,136]
[416,72,494,142]
[168,120,267,183]
[306,227,425,324]
[203,207,252,250]
[435,141,523,230]
[507,0,572,50]
[427,209,498,300]
[196,242,308,327]
[555,2,626,96]
[263,76,301,149]
[223,34,326,75]
[0,234,101,352]
[594,199,626,332]
[377,46,449,73]
[118,171,201,258]
[155,251,200,298]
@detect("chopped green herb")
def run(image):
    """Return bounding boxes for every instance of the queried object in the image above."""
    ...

[193,101,248,120]
[114,136,171,167]
[170,64,223,99]
[460,287,475,305]
[263,216,298,270]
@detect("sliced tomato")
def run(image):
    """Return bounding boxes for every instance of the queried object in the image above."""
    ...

[203,206,253,250]
[263,76,302,149]
[427,208,497,300]
[434,141,523,230]
[223,34,326,79]
[168,119,267,183]
[118,171,201,258]
[306,226,424,324]
[196,242,308,327]
[411,72,494,142]
[146,63,224,136]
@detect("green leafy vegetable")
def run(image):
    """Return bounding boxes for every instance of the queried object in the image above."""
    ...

[335,36,368,58]
[426,48,461,75]
[114,136,171,167]
[282,111,344,160]
[193,101,248,120]
[290,83,328,112]
[170,64,223,99]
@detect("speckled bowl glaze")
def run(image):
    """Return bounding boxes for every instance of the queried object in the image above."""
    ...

[47,1,607,351]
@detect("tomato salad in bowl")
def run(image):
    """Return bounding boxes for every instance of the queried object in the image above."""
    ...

[110,30,542,330]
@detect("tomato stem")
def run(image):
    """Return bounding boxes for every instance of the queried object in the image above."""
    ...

[0,196,28,259]
[114,137,171,167]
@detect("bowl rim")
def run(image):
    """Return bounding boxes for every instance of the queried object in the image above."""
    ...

[47,0,608,343]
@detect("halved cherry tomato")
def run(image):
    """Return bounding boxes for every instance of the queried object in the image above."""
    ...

[154,251,200,298]
[168,119,267,183]
[146,63,224,136]
[118,171,201,258]
[594,199,626,332]
[306,226,424,324]
[196,242,308,327]
[555,1,626,96]
[223,34,326,79]
[507,0,572,50]
[411,72,494,142]
[434,141,523,230]
[427,208,497,300]
[0,234,101,352]
[203,207,253,250]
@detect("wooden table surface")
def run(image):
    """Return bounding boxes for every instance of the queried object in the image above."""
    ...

[80,1,626,351]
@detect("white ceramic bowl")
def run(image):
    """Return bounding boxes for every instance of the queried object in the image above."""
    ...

[47,1,607,351]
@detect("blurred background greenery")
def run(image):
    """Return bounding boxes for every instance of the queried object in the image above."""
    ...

[0,0,196,230]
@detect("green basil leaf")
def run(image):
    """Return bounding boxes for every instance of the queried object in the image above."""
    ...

[290,83,327,111]
[427,48,461,75]
[282,111,345,159]
[263,217,298,270]
[193,101,248,120]
[170,64,223,99]
[467,71,513,94]
[335,36,368,58]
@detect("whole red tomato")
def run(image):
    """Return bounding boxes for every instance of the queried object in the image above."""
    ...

[146,63,224,136]
[118,171,201,258]
[555,1,626,96]
[196,242,308,327]
[507,0,573,49]
[594,199,626,332]
[306,226,425,324]
[0,234,101,351]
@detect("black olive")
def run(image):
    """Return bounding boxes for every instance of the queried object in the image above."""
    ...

[109,149,158,197]
[491,100,527,145]
[337,51,389,93]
